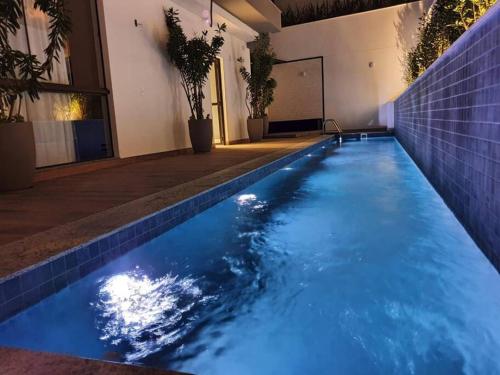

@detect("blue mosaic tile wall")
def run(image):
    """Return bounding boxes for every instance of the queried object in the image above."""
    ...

[395,5,500,271]
[0,137,334,322]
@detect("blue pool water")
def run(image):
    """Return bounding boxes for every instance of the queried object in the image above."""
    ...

[1,138,499,374]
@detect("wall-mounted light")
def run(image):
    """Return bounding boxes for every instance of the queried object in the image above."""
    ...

[201,9,211,26]
[368,61,374,68]
[300,71,307,77]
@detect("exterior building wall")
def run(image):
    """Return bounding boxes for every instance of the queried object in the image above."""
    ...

[98,0,254,158]
[395,4,500,270]
[270,1,431,130]
[269,58,323,122]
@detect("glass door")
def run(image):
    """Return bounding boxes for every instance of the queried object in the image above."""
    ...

[15,0,113,168]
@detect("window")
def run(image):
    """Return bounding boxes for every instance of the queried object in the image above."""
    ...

[17,0,113,167]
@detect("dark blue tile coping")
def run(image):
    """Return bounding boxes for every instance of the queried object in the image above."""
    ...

[0,136,336,323]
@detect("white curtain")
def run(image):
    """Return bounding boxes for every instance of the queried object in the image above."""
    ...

[25,0,71,84]
[28,93,76,167]
[33,120,75,167]
[24,0,76,167]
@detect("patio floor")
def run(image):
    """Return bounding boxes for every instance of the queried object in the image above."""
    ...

[0,347,187,375]
[0,135,329,278]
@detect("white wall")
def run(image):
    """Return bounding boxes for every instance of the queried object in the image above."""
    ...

[98,0,254,158]
[269,58,323,121]
[270,1,432,130]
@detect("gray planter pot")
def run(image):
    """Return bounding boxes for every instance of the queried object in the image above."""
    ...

[263,115,269,137]
[247,118,264,142]
[188,118,213,153]
[0,121,36,191]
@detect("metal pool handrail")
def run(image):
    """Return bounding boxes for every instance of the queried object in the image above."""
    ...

[323,119,343,135]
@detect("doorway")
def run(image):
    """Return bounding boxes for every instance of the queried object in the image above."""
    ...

[209,58,227,145]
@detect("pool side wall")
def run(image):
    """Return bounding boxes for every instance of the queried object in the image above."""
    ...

[0,137,333,323]
[394,4,500,271]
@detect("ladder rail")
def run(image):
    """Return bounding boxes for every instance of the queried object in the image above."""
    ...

[322,119,343,135]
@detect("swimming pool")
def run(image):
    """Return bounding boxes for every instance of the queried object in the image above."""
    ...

[0,138,499,374]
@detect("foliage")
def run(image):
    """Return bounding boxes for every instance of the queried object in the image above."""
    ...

[164,8,226,121]
[0,0,71,123]
[404,0,496,85]
[53,94,87,121]
[451,0,496,30]
[279,0,415,27]
[238,33,277,119]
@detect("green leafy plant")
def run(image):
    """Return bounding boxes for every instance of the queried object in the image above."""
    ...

[164,8,226,121]
[238,33,277,119]
[404,0,496,84]
[0,0,71,123]
[451,0,496,30]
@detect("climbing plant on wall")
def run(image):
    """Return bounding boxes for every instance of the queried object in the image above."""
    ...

[404,0,497,85]
[453,0,496,30]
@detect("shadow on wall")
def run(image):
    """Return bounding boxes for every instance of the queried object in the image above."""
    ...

[354,1,434,130]
[170,68,189,150]
[363,64,380,128]
[230,41,248,139]
[394,0,434,83]
[373,0,433,128]
[151,21,189,150]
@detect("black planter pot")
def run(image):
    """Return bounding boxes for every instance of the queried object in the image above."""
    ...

[188,118,213,153]
[0,121,36,191]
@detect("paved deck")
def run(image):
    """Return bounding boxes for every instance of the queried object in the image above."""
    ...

[0,347,187,375]
[0,136,328,278]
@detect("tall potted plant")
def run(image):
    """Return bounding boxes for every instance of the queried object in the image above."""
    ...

[238,33,277,142]
[0,0,71,191]
[165,8,226,153]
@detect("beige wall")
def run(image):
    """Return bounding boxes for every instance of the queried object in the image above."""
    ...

[98,0,254,158]
[269,58,323,121]
[270,1,432,130]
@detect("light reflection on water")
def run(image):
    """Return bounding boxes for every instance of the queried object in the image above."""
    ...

[93,270,212,362]
[236,194,257,206]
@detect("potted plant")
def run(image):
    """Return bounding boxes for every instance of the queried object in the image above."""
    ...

[165,8,226,153]
[0,0,71,191]
[238,33,277,142]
